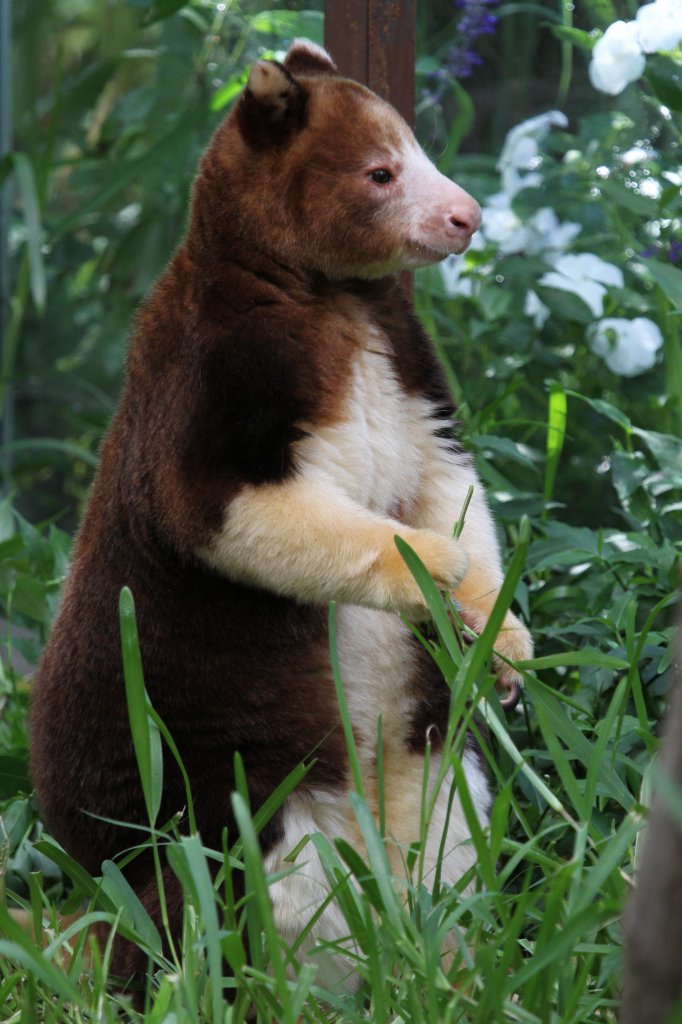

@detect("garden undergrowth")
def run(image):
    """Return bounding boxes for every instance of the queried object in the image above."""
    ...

[0,382,679,1022]
[2,2,682,1020]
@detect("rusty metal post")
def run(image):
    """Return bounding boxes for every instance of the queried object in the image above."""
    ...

[324,0,416,128]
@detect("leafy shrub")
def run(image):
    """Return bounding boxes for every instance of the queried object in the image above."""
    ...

[1,1,681,1020]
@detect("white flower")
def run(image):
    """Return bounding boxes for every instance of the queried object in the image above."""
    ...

[539,253,624,317]
[588,317,664,376]
[662,169,682,186]
[525,208,581,256]
[498,111,568,197]
[621,146,655,166]
[636,0,682,53]
[482,197,528,254]
[639,177,662,199]
[480,196,580,257]
[440,255,475,297]
[525,290,551,328]
[589,21,646,95]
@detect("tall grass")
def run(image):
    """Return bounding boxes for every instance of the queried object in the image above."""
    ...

[0,508,665,1020]
[1,1,680,1020]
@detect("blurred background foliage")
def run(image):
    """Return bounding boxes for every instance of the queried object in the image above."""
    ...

[1,0,680,742]
[2,0,678,526]
[0,3,681,1017]
[1,0,680,704]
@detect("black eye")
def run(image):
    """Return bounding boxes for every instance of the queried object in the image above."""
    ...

[369,168,392,185]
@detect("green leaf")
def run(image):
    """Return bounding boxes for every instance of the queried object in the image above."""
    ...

[584,679,629,814]
[3,438,99,469]
[545,383,567,506]
[526,677,634,811]
[393,535,463,667]
[0,754,31,798]
[631,427,682,470]
[211,72,248,113]
[231,792,292,1013]
[646,55,682,113]
[10,574,51,625]
[566,391,632,433]
[517,650,631,671]
[644,260,682,308]
[166,836,222,1021]
[550,25,597,50]
[536,286,594,324]
[10,153,46,312]
[348,792,404,933]
[119,587,163,825]
[0,907,81,1004]
[600,178,659,217]
[101,860,162,954]
[141,0,189,26]
[329,602,365,798]
[250,9,324,43]
[508,904,611,990]
[33,837,108,902]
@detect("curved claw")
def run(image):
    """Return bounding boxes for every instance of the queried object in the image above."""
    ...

[498,677,522,711]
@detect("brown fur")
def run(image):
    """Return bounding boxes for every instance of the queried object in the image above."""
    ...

[29,41,528,988]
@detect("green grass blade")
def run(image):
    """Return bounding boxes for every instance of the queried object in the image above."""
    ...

[231,791,296,1021]
[394,535,463,666]
[532,699,588,820]
[146,704,197,835]
[348,792,404,934]
[544,382,567,509]
[11,152,46,311]
[101,859,162,955]
[526,676,634,811]
[517,651,630,671]
[482,701,568,818]
[169,835,224,1021]
[329,601,365,799]
[0,906,81,1004]
[119,586,163,825]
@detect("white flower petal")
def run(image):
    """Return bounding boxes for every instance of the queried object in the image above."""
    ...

[636,0,682,53]
[579,281,608,317]
[589,20,646,95]
[552,253,624,288]
[497,111,567,196]
[482,203,528,254]
[588,317,663,376]
[632,317,665,354]
[539,270,606,316]
[524,290,551,328]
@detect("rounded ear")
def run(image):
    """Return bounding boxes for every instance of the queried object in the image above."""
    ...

[237,60,307,149]
[284,39,338,77]
[246,60,300,114]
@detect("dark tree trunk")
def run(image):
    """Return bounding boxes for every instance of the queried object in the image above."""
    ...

[324,0,415,296]
[324,0,416,127]
[622,616,682,1023]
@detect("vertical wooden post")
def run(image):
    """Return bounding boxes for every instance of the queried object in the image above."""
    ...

[325,0,416,296]
[324,0,416,128]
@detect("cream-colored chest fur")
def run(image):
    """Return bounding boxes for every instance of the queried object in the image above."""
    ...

[295,326,436,746]
[295,327,430,516]
[252,327,490,988]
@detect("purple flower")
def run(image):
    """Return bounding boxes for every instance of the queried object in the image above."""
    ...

[443,0,500,81]
[668,240,682,263]
[640,241,682,263]
[422,0,500,100]
[445,46,484,79]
